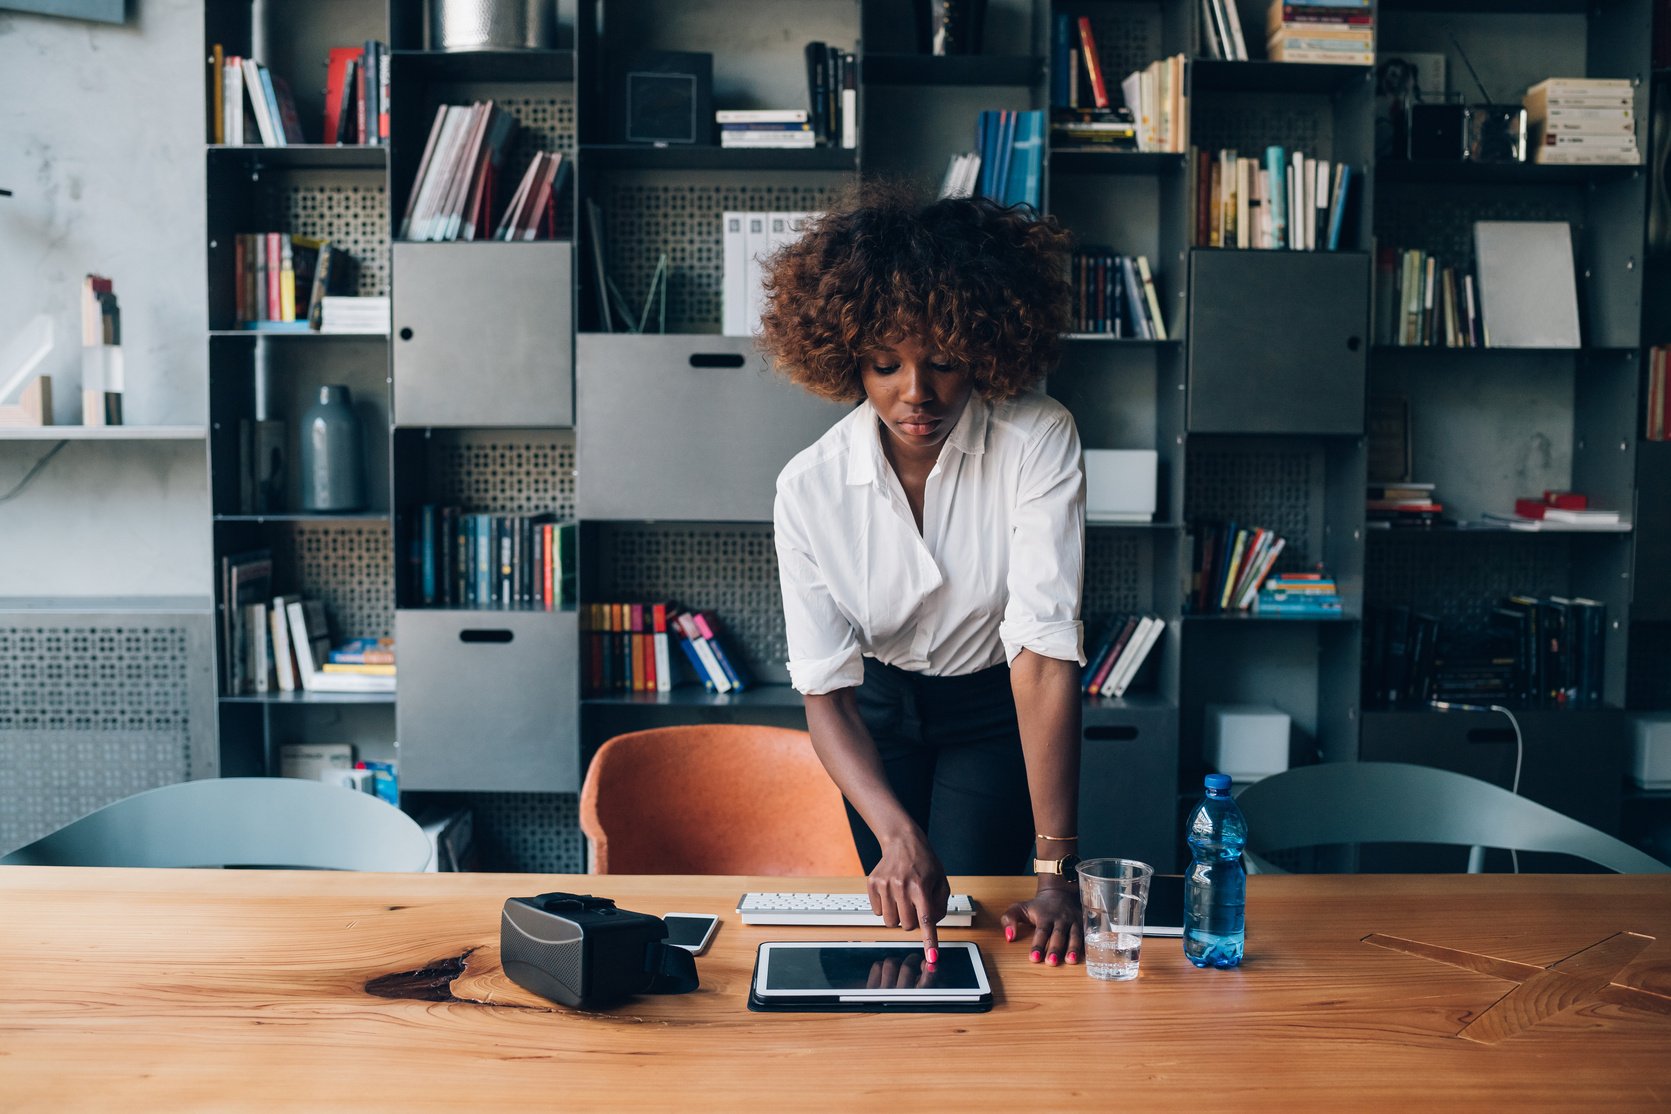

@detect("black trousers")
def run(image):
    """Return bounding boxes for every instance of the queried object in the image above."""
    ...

[845,657,1035,877]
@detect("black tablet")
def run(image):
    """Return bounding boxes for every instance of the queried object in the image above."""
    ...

[748,941,993,1012]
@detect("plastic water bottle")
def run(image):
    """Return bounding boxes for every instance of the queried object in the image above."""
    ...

[1184,772,1247,968]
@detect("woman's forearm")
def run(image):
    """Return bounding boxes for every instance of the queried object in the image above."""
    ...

[803,689,918,845]
[1010,648,1082,876]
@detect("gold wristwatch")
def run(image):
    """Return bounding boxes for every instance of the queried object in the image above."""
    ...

[1031,853,1081,880]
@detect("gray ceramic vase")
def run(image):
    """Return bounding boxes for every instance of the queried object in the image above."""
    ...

[299,385,366,512]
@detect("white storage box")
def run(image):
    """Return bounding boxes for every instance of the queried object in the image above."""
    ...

[1632,713,1671,790]
[1205,704,1291,783]
[1083,449,1158,523]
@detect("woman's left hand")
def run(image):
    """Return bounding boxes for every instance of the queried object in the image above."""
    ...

[1000,886,1083,967]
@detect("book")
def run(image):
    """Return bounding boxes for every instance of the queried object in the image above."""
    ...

[222,549,272,694]
[287,599,395,693]
[1077,18,1110,109]
[280,743,354,781]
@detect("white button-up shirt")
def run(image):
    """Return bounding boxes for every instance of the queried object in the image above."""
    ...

[773,389,1086,696]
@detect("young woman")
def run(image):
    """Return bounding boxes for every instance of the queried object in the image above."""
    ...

[759,184,1088,968]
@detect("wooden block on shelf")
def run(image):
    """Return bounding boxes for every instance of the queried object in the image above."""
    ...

[0,376,53,427]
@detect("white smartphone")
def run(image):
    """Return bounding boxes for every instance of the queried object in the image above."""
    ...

[663,912,719,955]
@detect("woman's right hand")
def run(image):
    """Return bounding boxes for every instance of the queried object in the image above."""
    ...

[867,826,950,961]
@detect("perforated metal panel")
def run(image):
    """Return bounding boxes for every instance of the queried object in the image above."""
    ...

[0,613,215,855]
[272,172,390,298]
[1083,531,1146,629]
[271,523,395,642]
[466,791,583,873]
[1375,183,1584,267]
[1185,442,1321,571]
[600,176,849,332]
[1364,532,1576,634]
[592,524,787,681]
[1191,94,1333,162]
[427,431,577,518]
[1079,4,1163,86]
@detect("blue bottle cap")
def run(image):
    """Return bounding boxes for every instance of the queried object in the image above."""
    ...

[1204,773,1232,791]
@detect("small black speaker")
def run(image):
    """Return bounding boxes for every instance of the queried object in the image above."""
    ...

[612,50,713,145]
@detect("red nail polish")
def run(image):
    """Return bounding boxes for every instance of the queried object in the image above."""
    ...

[927,947,938,964]
[1047,953,1060,966]
[1030,949,1042,962]
[1067,951,1079,964]
[1005,926,1015,942]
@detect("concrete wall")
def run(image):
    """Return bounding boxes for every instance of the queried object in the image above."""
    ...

[0,0,208,596]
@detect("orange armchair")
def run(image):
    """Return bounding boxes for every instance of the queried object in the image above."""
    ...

[579,724,863,875]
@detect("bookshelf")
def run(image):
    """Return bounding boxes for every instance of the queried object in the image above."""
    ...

[189,0,1665,874]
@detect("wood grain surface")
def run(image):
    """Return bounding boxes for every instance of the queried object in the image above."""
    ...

[2,869,1669,1111]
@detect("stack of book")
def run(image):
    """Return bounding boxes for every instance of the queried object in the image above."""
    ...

[803,42,857,149]
[1254,573,1343,617]
[318,296,389,335]
[1191,146,1355,251]
[408,507,575,610]
[722,210,818,337]
[1490,594,1607,707]
[400,102,528,242]
[1363,606,1442,707]
[1266,0,1375,66]
[1485,490,1625,531]
[321,42,390,146]
[583,604,750,695]
[234,234,359,332]
[1648,344,1670,441]
[1053,17,1186,154]
[1199,0,1251,61]
[1366,480,1445,529]
[974,110,1046,209]
[209,50,304,146]
[1048,106,1137,152]
[1071,250,1167,339]
[1374,247,1482,347]
[1121,54,1188,153]
[1190,522,1288,613]
[719,110,813,149]
[496,152,568,240]
[1081,614,1166,699]
[1524,78,1639,165]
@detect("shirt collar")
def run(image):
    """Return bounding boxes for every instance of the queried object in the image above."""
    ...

[845,394,989,487]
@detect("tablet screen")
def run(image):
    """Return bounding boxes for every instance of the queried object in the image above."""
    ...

[758,943,986,994]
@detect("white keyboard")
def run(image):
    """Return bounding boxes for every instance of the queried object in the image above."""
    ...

[737,891,976,927]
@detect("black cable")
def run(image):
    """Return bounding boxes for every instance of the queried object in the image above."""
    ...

[0,440,68,505]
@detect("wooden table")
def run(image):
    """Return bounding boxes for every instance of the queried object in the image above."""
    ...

[2,869,1669,1111]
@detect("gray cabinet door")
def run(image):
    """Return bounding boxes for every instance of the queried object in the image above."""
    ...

[396,609,578,792]
[577,335,852,520]
[1188,251,1369,434]
[393,242,573,427]
[1079,707,1180,872]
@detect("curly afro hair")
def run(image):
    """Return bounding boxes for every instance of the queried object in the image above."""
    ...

[756,181,1074,403]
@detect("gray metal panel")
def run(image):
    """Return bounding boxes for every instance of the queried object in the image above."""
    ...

[393,242,574,427]
[395,608,579,792]
[1079,705,1179,872]
[1188,251,1368,434]
[576,334,851,520]
[0,606,216,855]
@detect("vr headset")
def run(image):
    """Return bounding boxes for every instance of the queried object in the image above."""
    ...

[500,892,700,1009]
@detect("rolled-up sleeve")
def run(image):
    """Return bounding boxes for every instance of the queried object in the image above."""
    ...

[774,480,865,695]
[998,412,1087,666]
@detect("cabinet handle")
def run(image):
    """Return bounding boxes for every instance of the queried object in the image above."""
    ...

[459,629,514,644]
[1346,336,1362,352]
[689,353,745,368]
[399,327,414,341]
[1084,725,1139,742]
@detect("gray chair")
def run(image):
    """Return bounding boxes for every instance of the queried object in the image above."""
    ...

[1234,761,1670,875]
[0,777,433,871]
